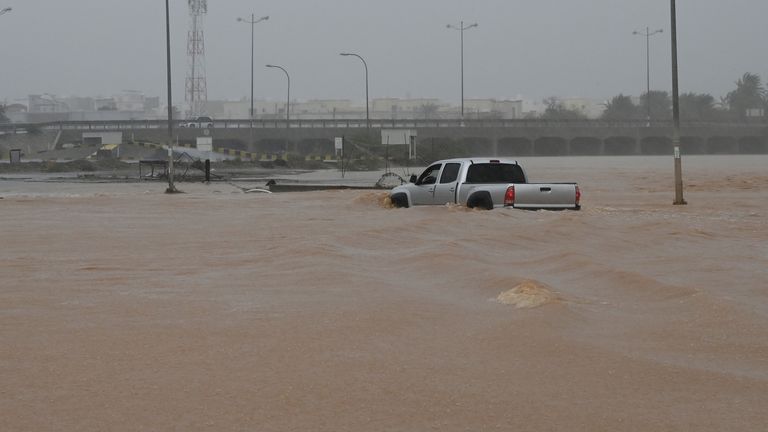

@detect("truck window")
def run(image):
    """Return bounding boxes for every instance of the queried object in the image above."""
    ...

[439,163,461,183]
[465,163,526,184]
[417,164,442,185]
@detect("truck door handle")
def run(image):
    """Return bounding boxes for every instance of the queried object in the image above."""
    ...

[540,187,552,192]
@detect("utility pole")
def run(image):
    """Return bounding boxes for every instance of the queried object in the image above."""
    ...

[670,0,686,205]
[237,15,269,148]
[165,0,178,193]
[633,27,663,123]
[447,21,478,119]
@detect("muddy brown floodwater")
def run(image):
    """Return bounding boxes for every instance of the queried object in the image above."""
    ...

[1,156,767,431]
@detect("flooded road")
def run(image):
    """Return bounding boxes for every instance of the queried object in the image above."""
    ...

[1,156,767,431]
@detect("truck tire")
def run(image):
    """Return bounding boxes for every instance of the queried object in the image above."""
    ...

[390,193,409,208]
[467,192,493,210]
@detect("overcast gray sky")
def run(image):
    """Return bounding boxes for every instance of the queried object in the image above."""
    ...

[2,0,767,106]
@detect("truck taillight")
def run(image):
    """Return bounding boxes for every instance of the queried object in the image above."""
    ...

[575,186,581,205]
[504,185,515,206]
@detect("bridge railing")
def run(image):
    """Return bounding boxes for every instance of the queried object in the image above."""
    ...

[2,118,766,132]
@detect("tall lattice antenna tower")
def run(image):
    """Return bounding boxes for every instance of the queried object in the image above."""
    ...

[185,0,208,118]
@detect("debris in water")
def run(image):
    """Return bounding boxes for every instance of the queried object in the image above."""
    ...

[497,280,558,309]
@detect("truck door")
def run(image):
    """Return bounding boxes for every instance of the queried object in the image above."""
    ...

[432,162,461,205]
[411,163,442,205]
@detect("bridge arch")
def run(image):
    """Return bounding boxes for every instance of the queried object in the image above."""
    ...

[498,137,533,156]
[640,136,672,155]
[570,137,602,155]
[298,138,333,157]
[258,138,288,154]
[534,137,568,156]
[681,136,705,155]
[707,136,737,154]
[738,136,767,154]
[604,136,637,155]
[461,137,494,156]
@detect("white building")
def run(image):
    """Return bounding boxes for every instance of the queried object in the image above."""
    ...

[114,90,146,112]
[464,99,524,119]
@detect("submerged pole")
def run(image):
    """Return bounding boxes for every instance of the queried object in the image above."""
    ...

[670,0,686,205]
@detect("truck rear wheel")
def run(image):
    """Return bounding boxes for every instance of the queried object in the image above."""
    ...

[467,192,493,210]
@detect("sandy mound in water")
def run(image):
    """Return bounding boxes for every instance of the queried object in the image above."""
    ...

[497,280,558,308]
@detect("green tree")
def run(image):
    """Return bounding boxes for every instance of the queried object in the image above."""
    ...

[725,72,765,119]
[0,104,8,123]
[679,93,724,121]
[601,94,637,120]
[540,97,587,120]
[639,91,672,120]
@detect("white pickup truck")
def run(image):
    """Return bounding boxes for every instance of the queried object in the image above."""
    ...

[390,158,580,210]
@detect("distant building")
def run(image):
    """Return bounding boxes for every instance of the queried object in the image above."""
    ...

[114,91,145,112]
[296,100,355,117]
[28,94,68,113]
[4,103,27,114]
[144,97,160,111]
[465,99,523,119]
[95,97,116,111]
[62,96,96,112]
[371,98,448,119]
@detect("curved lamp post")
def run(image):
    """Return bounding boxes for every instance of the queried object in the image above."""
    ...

[237,15,269,146]
[266,64,290,127]
[340,52,369,128]
[0,7,12,16]
[447,21,478,118]
[633,27,663,122]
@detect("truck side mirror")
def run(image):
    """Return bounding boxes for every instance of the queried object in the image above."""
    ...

[409,174,417,183]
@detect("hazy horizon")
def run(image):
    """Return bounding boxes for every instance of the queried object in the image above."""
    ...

[2,0,767,106]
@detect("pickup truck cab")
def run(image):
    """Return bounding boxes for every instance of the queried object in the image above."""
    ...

[390,158,580,210]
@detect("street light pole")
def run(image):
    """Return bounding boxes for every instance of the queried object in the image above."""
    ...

[266,64,290,127]
[237,15,269,149]
[633,27,663,122]
[447,21,478,118]
[164,0,177,193]
[340,53,369,128]
[670,0,686,205]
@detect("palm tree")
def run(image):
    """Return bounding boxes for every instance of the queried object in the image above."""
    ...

[725,73,765,119]
[680,93,724,121]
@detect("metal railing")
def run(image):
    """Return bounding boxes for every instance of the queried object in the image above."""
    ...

[2,117,766,132]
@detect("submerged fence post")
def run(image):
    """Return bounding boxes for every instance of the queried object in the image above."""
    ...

[205,159,211,183]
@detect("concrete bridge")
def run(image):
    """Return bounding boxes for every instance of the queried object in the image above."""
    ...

[8,118,768,159]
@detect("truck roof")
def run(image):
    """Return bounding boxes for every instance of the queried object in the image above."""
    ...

[434,158,519,165]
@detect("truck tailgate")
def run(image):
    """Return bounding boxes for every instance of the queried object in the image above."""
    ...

[511,183,579,210]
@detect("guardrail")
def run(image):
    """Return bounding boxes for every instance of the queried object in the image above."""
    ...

[2,118,767,132]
